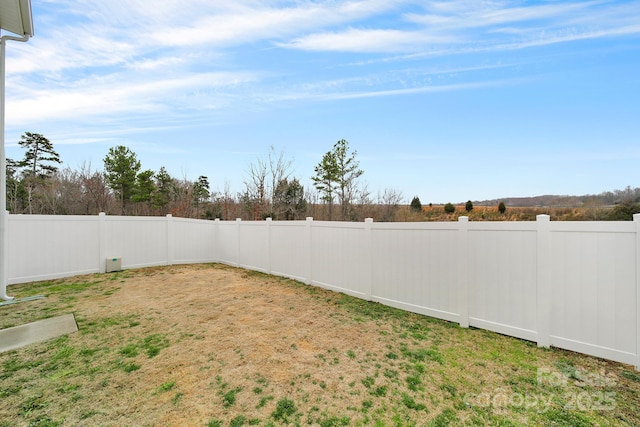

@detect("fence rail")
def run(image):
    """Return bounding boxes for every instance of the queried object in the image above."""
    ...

[5,212,640,369]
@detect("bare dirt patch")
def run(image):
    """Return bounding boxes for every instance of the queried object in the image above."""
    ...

[1,264,639,426]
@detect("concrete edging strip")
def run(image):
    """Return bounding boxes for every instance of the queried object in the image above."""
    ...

[0,313,78,353]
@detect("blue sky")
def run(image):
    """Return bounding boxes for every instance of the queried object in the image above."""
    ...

[3,0,639,204]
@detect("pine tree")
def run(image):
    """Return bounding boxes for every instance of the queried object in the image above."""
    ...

[410,196,422,212]
[465,200,473,212]
[103,146,141,214]
[18,132,61,178]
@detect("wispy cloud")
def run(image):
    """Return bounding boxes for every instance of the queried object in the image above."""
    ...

[315,78,526,101]
[278,28,454,53]
[4,0,640,142]
[278,1,640,53]
[6,70,259,125]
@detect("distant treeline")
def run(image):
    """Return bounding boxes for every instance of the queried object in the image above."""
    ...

[475,186,640,208]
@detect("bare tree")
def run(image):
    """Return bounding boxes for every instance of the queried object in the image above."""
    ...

[244,147,295,220]
[39,168,83,214]
[79,162,114,214]
[377,188,403,222]
[244,157,268,219]
[268,146,293,203]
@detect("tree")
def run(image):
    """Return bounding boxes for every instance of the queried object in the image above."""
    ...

[78,162,114,214]
[273,178,307,220]
[444,202,455,214]
[498,201,506,214]
[244,156,268,220]
[153,167,174,213]
[312,150,339,220]
[14,132,63,214]
[465,200,474,212]
[5,158,26,213]
[332,139,364,220]
[192,175,210,218]
[312,139,363,221]
[132,169,156,214]
[378,188,403,222]
[18,132,61,178]
[103,146,141,214]
[268,146,293,205]
[243,147,295,220]
[410,196,422,213]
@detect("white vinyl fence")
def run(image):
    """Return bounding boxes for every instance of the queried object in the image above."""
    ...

[5,213,640,369]
[7,213,215,283]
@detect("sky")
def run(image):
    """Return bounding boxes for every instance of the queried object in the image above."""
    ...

[2,0,639,204]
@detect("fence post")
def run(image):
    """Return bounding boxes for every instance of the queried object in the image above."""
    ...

[266,217,272,274]
[364,218,374,301]
[306,217,313,285]
[536,214,551,347]
[458,216,469,328]
[634,214,640,370]
[0,210,9,298]
[235,218,242,267]
[98,212,106,273]
[166,214,174,266]
[213,218,220,263]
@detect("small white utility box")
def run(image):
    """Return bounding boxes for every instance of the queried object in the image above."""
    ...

[106,257,122,273]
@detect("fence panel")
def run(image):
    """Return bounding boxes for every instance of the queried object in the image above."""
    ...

[215,220,239,266]
[238,221,270,273]
[370,223,460,323]
[105,216,169,269]
[548,221,637,365]
[172,218,216,264]
[269,220,311,283]
[467,222,538,341]
[310,221,370,298]
[7,215,100,284]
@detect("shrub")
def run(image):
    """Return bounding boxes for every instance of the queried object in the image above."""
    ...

[465,200,473,212]
[444,203,455,214]
[607,201,640,220]
[498,201,506,214]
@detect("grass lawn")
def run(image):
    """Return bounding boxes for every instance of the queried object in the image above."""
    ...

[0,263,638,426]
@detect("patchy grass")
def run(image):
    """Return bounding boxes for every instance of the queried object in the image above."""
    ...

[0,263,638,426]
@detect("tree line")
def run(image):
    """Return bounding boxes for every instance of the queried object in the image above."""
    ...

[6,132,638,221]
[5,133,404,221]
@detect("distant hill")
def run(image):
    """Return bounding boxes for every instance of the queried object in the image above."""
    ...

[474,186,640,208]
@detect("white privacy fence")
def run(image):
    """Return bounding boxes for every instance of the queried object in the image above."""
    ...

[7,213,216,284]
[5,213,640,369]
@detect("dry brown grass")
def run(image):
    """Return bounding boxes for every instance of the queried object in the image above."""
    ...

[1,264,638,426]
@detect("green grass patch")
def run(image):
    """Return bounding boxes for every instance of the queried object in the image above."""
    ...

[222,387,242,407]
[119,344,139,358]
[429,408,457,426]
[118,361,141,373]
[401,393,427,411]
[230,415,246,427]
[158,381,176,392]
[272,398,297,423]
